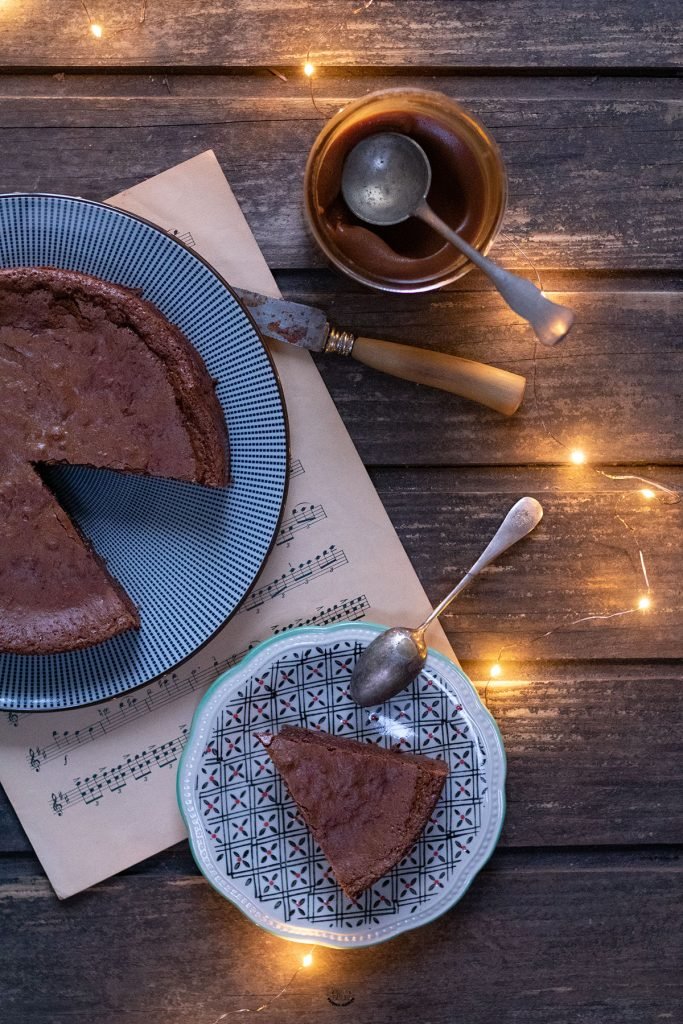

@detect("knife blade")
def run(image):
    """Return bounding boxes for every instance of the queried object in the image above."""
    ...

[232,285,526,417]
[232,287,333,352]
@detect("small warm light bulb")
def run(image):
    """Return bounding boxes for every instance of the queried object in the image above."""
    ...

[302,952,313,968]
[570,449,586,465]
[489,663,502,679]
[641,488,656,500]
[637,595,651,611]
[303,62,315,77]
[90,23,103,38]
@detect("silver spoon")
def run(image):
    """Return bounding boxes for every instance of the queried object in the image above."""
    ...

[349,496,544,707]
[341,132,574,347]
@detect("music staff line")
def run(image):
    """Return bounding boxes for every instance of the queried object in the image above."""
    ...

[238,545,349,614]
[50,728,189,816]
[24,591,371,772]
[272,594,370,634]
[27,661,238,772]
[275,502,327,546]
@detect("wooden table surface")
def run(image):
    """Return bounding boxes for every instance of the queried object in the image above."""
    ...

[1,4,681,1022]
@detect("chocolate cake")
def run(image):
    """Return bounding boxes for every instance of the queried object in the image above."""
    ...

[0,266,229,655]
[260,725,449,899]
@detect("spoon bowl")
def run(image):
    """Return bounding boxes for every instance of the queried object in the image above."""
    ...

[341,132,431,227]
[349,626,426,706]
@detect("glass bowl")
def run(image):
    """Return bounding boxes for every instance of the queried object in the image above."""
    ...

[304,89,508,294]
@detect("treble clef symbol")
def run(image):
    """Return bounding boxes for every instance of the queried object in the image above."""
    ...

[7,712,18,727]
[51,793,63,816]
[28,748,41,772]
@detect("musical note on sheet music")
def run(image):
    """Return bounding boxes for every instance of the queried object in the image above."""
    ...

[238,545,349,613]
[271,594,370,633]
[170,228,196,248]
[289,457,304,478]
[276,503,327,546]
[50,727,189,815]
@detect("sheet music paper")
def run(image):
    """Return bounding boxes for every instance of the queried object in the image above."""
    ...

[0,151,455,898]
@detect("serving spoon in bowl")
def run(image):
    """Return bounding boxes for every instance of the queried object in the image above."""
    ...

[341,132,574,347]
[349,496,544,707]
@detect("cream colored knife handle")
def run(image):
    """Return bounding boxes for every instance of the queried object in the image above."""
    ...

[344,335,526,416]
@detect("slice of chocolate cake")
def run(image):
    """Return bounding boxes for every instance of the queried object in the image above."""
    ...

[260,725,449,899]
[0,266,229,654]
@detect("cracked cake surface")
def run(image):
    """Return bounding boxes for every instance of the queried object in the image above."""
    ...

[260,725,449,899]
[0,266,229,654]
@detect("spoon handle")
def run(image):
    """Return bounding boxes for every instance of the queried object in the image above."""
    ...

[415,203,575,348]
[419,497,543,631]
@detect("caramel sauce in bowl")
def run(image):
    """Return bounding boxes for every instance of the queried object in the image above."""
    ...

[304,90,507,293]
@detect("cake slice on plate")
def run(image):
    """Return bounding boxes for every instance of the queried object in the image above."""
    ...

[260,725,449,899]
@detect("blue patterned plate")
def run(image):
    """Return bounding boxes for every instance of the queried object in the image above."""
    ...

[178,623,506,948]
[0,194,288,711]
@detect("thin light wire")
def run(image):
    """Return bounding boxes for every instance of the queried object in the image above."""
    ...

[499,232,544,291]
[593,468,679,502]
[207,951,314,1020]
[614,513,651,591]
[305,48,328,119]
[481,602,643,707]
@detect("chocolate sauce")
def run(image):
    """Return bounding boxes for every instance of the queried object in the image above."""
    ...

[314,106,491,286]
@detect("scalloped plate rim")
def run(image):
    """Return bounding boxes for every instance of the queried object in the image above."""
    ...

[177,622,506,948]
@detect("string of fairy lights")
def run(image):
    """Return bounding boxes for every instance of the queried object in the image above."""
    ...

[71,4,677,1010]
[475,246,680,683]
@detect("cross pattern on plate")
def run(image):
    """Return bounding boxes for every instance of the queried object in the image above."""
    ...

[194,640,488,930]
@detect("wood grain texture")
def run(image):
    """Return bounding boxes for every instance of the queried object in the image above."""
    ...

[0,79,680,269]
[1,662,680,854]
[468,663,683,846]
[1,1,680,69]
[0,848,679,1024]
[297,279,683,464]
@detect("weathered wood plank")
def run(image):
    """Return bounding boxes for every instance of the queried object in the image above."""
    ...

[466,663,683,846]
[1,662,680,854]
[0,72,680,102]
[369,466,683,661]
[0,786,30,853]
[0,85,679,269]
[0,848,679,1024]
[0,1,680,69]
[303,284,683,465]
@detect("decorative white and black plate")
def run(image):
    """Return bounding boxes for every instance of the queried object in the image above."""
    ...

[0,194,288,712]
[178,623,506,948]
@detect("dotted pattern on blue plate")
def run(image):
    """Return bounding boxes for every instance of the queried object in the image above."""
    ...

[0,195,287,711]
[194,640,488,931]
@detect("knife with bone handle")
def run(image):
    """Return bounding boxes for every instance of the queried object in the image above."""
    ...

[233,286,526,416]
